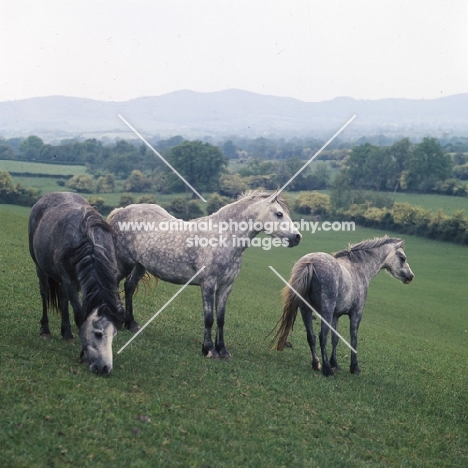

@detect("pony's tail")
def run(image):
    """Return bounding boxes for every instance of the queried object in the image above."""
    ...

[47,277,62,314]
[271,261,314,351]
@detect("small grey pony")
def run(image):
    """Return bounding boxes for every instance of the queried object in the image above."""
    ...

[273,236,414,376]
[29,192,124,375]
[108,191,301,359]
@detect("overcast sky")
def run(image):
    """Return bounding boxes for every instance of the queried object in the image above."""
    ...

[1,0,467,103]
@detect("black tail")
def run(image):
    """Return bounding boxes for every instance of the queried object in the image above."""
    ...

[47,277,62,314]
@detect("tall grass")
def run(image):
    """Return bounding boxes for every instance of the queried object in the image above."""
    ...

[1,204,467,467]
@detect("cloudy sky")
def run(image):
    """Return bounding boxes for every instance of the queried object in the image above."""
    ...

[1,0,467,103]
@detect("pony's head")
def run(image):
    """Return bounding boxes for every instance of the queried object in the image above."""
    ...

[79,308,118,376]
[383,240,414,284]
[249,192,301,247]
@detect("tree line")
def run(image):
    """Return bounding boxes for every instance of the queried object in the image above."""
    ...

[1,135,467,197]
[1,134,467,242]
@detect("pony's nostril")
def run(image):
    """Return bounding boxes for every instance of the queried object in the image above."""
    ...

[101,365,109,375]
[296,234,302,241]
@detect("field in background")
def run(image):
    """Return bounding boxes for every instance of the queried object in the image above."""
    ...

[4,159,468,216]
[0,204,466,467]
[0,160,87,176]
[392,191,467,214]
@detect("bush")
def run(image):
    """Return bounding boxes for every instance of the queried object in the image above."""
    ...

[137,194,157,204]
[219,173,249,198]
[164,197,204,220]
[96,174,116,193]
[0,171,41,206]
[68,174,94,193]
[87,196,105,212]
[453,163,468,180]
[206,193,232,215]
[294,191,330,215]
[338,201,468,245]
[119,193,135,207]
[392,203,431,235]
[123,170,152,192]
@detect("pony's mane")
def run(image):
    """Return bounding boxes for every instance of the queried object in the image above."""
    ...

[236,190,290,213]
[334,236,403,262]
[67,206,124,328]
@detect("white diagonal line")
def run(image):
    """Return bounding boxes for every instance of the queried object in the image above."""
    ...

[118,114,207,202]
[268,265,356,353]
[117,266,206,354]
[269,115,356,200]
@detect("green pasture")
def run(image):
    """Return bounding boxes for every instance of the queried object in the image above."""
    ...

[0,204,467,467]
[0,160,87,176]
[391,192,467,215]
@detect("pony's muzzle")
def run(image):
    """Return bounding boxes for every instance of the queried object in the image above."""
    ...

[287,233,302,247]
[90,362,112,376]
[81,349,113,376]
[404,274,414,284]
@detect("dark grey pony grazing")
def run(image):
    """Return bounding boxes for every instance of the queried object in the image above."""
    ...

[29,192,124,375]
[273,237,414,376]
[108,191,301,359]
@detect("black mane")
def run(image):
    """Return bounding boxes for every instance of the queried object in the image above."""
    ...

[65,206,124,328]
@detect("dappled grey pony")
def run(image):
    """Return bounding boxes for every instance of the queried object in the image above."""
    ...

[108,191,301,359]
[273,236,414,376]
[29,192,125,375]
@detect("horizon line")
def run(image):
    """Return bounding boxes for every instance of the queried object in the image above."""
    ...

[1,88,467,105]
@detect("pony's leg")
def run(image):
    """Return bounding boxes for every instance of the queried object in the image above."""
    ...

[59,285,74,342]
[349,311,362,374]
[68,288,82,329]
[37,270,51,338]
[123,264,146,332]
[319,309,334,376]
[201,285,217,358]
[66,286,86,341]
[330,315,340,370]
[300,306,321,371]
[214,284,233,359]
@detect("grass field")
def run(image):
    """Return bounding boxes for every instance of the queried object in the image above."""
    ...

[0,160,87,176]
[0,203,467,467]
[391,192,467,215]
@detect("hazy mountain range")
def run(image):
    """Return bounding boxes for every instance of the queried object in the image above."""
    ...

[1,89,467,141]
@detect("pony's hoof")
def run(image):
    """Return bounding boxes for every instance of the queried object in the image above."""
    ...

[40,333,51,339]
[128,322,141,333]
[205,349,219,359]
[350,365,361,374]
[218,350,232,360]
[312,360,321,371]
[322,367,334,377]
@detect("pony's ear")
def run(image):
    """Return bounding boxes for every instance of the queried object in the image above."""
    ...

[395,240,405,249]
[268,191,280,203]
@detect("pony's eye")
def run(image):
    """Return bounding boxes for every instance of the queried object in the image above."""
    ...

[276,212,283,218]
[94,331,103,339]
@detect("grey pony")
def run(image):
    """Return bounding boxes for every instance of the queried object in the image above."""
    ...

[273,236,414,376]
[29,192,124,375]
[108,191,301,359]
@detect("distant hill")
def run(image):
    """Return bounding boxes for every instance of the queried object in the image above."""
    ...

[0,89,467,141]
